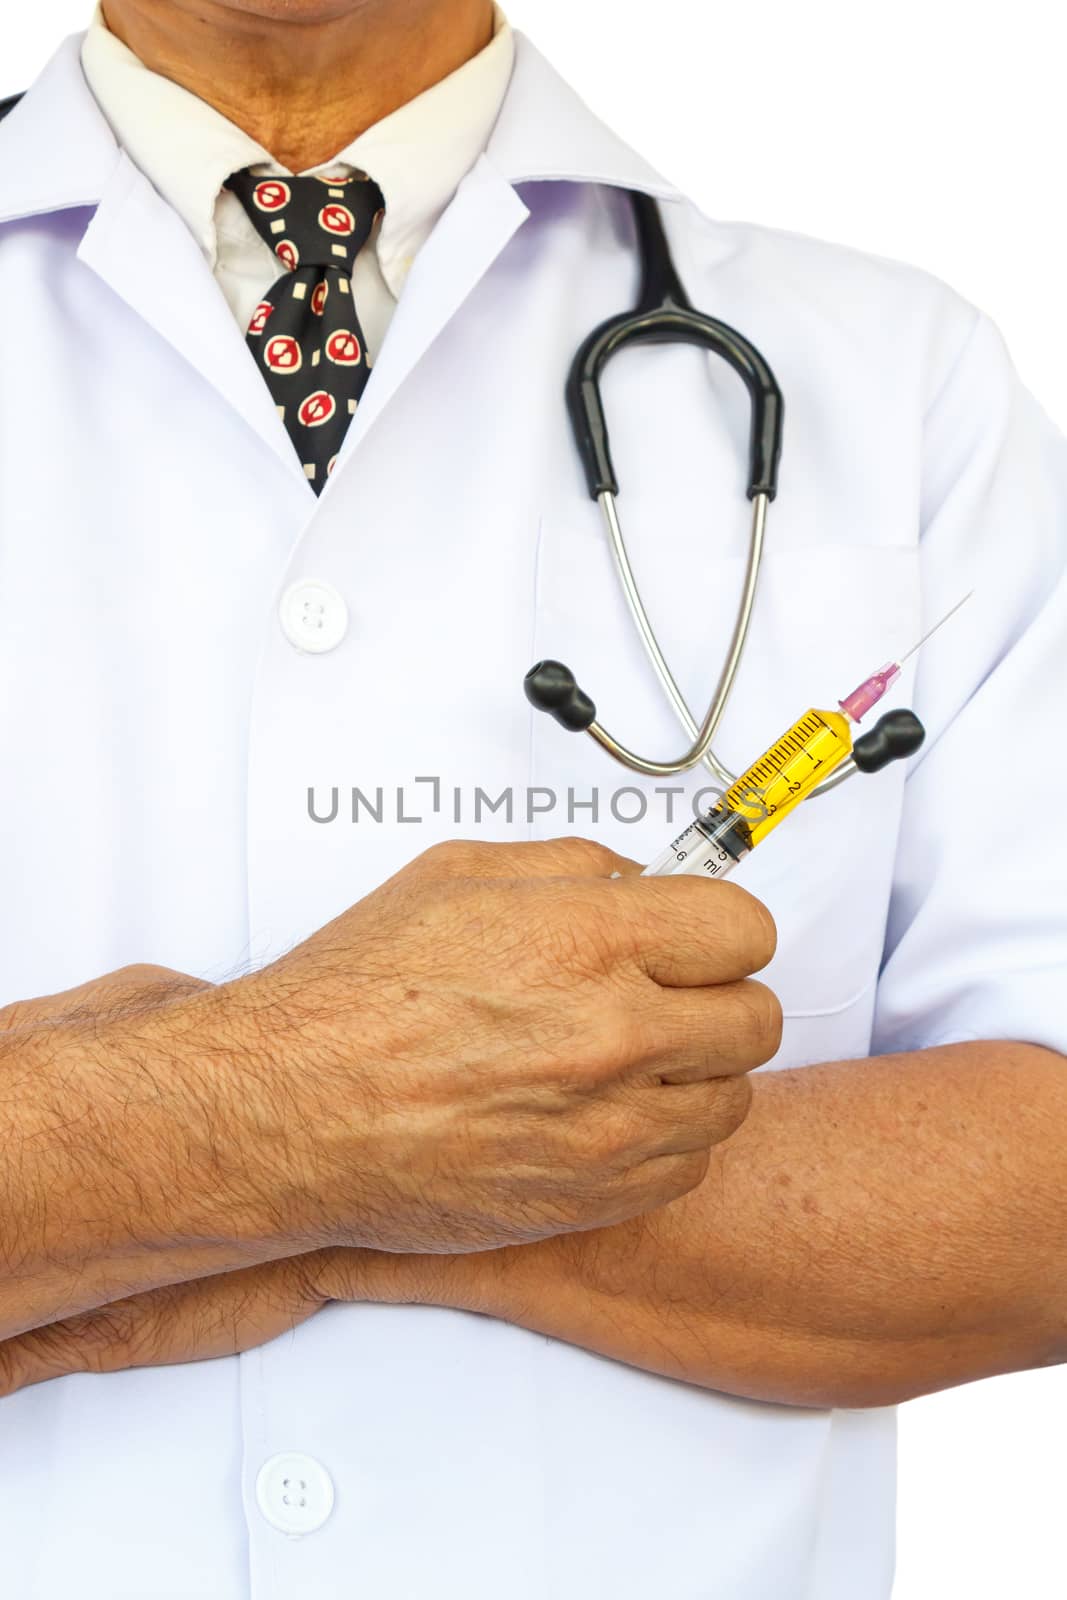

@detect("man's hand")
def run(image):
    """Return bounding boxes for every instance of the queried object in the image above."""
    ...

[0,1242,477,1398]
[0,1235,510,1397]
[0,837,780,1342]
[232,837,780,1252]
[0,969,418,1391]
[0,1255,325,1398]
[0,975,365,1396]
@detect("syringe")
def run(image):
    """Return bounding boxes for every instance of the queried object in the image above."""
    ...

[641,594,973,881]
[641,698,921,880]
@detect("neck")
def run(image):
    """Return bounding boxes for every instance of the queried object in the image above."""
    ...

[100,0,497,170]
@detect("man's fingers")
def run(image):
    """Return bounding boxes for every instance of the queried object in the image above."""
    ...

[615,876,778,987]
[629,1073,754,1166]
[620,980,782,1083]
[308,1246,422,1307]
[0,1258,324,1398]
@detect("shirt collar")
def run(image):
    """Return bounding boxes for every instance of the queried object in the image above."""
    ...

[78,1,515,294]
[0,24,680,234]
[78,0,271,263]
[328,11,514,295]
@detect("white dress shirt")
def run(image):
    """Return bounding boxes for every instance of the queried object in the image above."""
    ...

[79,2,515,359]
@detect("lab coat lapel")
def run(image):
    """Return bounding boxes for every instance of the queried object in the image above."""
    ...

[76,153,301,482]
[327,157,529,478]
[327,31,681,484]
[485,35,679,201]
[0,33,302,483]
[0,34,115,225]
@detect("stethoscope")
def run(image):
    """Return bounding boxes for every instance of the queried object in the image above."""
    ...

[524,188,852,798]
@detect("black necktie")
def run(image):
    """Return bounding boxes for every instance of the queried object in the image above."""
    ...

[226,168,384,491]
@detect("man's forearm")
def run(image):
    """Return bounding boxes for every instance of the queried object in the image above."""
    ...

[8,1039,1066,1406]
[0,982,318,1341]
[384,1042,1067,1409]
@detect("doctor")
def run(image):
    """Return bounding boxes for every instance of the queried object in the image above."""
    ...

[0,0,1065,1595]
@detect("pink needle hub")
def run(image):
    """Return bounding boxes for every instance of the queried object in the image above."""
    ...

[839,662,901,723]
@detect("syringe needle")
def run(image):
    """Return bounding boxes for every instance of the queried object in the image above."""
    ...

[839,590,975,724]
[896,590,974,667]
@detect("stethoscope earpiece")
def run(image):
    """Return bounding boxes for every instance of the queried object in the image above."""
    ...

[523,660,597,732]
[851,709,925,774]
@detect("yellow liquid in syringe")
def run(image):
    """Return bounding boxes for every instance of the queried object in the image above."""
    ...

[643,708,855,879]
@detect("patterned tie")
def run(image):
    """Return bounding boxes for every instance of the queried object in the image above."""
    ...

[226,168,384,490]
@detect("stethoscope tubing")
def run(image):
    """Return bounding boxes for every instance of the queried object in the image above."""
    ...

[566,190,855,796]
[588,490,766,784]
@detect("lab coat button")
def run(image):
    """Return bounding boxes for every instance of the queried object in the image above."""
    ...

[279,579,348,653]
[254,1451,335,1536]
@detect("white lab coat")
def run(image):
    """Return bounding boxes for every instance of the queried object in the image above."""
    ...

[1,29,1065,1600]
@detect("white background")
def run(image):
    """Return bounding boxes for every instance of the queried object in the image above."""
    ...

[3,3,1065,1595]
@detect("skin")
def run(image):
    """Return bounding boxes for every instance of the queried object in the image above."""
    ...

[100,0,497,170]
[3,965,1065,1408]
[0,841,771,1341]
[1,0,1063,1410]
[1,852,1064,1407]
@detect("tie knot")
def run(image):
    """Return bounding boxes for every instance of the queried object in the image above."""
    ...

[226,169,384,272]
